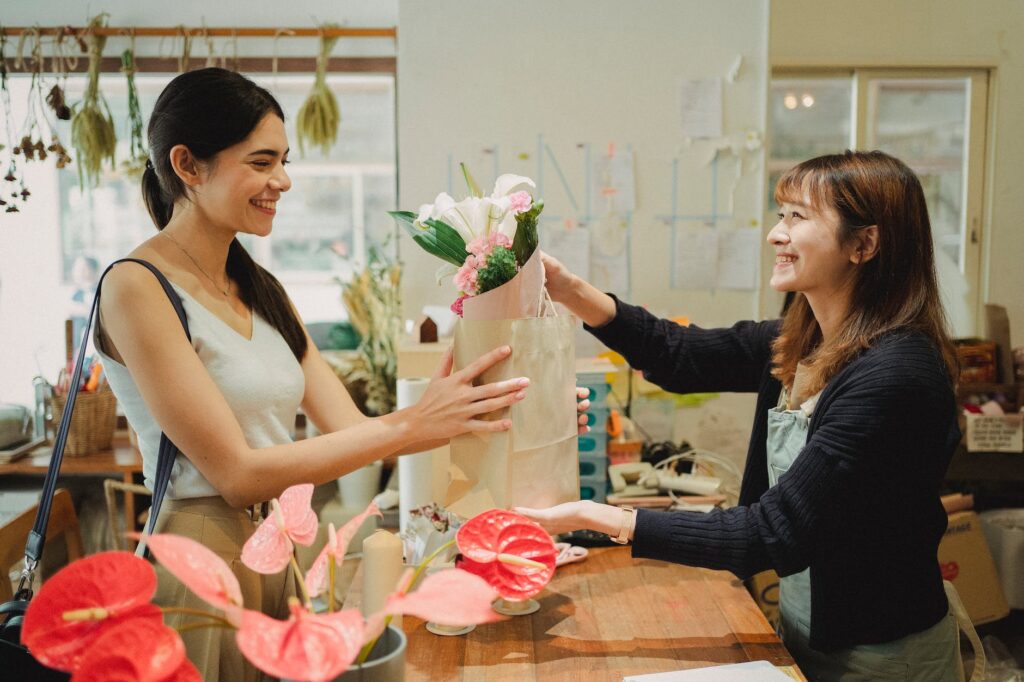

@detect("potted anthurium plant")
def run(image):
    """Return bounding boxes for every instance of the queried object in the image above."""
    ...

[21,484,557,682]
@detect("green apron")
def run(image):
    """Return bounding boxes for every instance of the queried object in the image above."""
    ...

[767,387,962,681]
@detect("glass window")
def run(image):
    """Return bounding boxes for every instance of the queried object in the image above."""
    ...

[867,78,970,270]
[768,78,853,211]
[53,71,396,298]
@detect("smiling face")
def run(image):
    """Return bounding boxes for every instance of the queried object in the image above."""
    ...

[767,197,860,301]
[191,113,292,237]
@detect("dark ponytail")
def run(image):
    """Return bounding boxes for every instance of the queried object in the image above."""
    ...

[144,68,307,362]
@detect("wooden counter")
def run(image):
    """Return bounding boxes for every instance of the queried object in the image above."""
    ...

[347,546,803,681]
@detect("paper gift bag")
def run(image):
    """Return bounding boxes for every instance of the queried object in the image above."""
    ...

[446,313,580,518]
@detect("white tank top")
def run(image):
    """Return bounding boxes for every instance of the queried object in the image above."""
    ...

[96,281,305,499]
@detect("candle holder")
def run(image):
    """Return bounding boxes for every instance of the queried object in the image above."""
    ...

[492,597,540,616]
[425,621,476,636]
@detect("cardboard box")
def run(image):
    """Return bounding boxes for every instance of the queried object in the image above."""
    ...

[964,413,1023,453]
[746,569,780,629]
[938,511,1010,625]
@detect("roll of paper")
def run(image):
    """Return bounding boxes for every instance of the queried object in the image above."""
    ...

[398,378,433,533]
[361,530,403,627]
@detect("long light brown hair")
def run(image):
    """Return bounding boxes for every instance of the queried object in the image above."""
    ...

[771,151,958,395]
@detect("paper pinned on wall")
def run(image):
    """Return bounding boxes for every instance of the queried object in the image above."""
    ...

[672,226,760,291]
[589,147,636,215]
[716,227,760,290]
[680,78,723,139]
[672,225,719,289]
[543,222,592,285]
[589,213,631,295]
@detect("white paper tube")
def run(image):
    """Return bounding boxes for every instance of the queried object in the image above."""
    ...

[398,378,433,533]
[361,530,403,627]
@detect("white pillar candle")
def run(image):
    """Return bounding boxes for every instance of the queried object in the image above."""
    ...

[397,377,433,533]
[362,530,404,627]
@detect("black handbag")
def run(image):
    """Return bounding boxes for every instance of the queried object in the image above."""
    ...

[0,259,190,678]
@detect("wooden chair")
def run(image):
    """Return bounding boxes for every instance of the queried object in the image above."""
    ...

[103,478,151,551]
[0,489,84,602]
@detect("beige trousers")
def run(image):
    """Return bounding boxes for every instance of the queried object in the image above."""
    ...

[152,496,297,682]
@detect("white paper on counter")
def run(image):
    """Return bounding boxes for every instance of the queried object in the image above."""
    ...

[623,660,792,681]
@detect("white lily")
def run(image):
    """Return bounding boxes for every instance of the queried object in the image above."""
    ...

[413,175,537,243]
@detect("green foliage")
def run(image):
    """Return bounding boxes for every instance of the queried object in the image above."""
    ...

[512,199,544,266]
[389,211,469,267]
[476,247,518,294]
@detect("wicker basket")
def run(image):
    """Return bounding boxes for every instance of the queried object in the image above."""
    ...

[50,387,118,456]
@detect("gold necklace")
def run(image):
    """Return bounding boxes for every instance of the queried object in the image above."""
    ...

[161,231,231,297]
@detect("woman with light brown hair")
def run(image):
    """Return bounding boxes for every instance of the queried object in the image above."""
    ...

[521,151,963,679]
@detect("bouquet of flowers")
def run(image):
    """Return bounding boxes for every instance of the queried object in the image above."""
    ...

[21,484,557,682]
[389,165,544,318]
[393,167,579,519]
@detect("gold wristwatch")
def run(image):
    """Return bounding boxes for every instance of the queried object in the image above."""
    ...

[611,505,635,545]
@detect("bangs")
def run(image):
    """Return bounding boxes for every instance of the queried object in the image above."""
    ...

[774,160,835,212]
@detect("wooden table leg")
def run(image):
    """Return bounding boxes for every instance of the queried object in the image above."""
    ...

[123,472,136,549]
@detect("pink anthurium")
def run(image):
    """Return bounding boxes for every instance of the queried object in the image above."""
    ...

[383,568,504,627]
[139,533,244,624]
[455,509,557,601]
[23,551,163,672]
[241,483,318,574]
[71,618,200,682]
[306,502,381,598]
[235,599,364,682]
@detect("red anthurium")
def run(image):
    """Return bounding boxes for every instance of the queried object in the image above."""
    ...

[383,568,504,626]
[241,483,318,574]
[235,599,364,682]
[23,551,163,672]
[71,618,200,682]
[455,509,557,601]
[142,533,244,624]
[306,502,381,598]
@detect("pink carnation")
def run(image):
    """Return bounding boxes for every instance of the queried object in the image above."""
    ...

[508,191,532,214]
[453,261,478,294]
[467,236,490,258]
[450,294,468,318]
[491,232,512,249]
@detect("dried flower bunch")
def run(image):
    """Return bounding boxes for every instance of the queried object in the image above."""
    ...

[296,24,341,157]
[70,14,117,188]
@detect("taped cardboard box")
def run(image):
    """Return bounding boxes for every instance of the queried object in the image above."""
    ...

[938,510,1010,625]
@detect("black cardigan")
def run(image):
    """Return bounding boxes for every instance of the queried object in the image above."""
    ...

[586,297,960,651]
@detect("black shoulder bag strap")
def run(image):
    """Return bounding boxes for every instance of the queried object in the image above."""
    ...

[16,257,191,598]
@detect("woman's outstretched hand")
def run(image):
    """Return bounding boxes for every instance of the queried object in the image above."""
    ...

[515,500,623,537]
[540,251,577,304]
[407,345,527,441]
[540,251,616,328]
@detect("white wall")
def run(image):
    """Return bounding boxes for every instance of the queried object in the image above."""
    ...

[771,0,1024,349]
[398,0,769,329]
[397,0,769,467]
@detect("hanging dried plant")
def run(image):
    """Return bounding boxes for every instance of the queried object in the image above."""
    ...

[296,25,341,157]
[71,14,117,188]
[120,47,148,178]
[45,85,71,121]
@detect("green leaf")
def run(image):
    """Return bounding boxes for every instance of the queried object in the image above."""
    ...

[512,198,544,266]
[460,162,483,198]
[390,212,469,267]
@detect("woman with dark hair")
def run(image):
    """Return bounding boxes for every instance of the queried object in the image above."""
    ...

[520,151,963,679]
[94,67,572,679]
